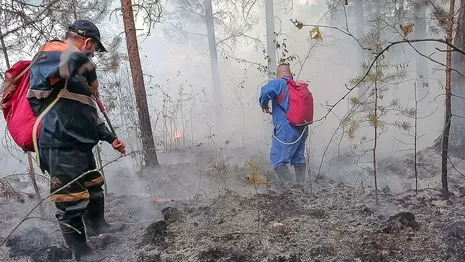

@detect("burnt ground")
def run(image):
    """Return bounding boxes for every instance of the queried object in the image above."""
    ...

[0,147,465,262]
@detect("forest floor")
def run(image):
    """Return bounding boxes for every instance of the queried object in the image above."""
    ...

[0,145,464,262]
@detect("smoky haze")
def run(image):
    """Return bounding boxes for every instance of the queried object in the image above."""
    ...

[0,0,448,197]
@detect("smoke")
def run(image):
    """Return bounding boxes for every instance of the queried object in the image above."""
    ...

[0,0,450,199]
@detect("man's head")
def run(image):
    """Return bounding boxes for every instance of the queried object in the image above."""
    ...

[65,20,107,57]
[276,63,292,78]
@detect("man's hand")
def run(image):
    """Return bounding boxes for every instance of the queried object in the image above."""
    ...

[262,105,271,114]
[112,139,126,155]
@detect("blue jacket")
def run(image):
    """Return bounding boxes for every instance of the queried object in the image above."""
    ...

[259,75,308,167]
[27,40,115,151]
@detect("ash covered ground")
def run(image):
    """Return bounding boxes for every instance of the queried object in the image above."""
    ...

[1,145,465,262]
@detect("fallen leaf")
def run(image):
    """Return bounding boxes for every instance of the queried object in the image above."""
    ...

[400,23,414,38]
[268,221,284,228]
[310,27,323,41]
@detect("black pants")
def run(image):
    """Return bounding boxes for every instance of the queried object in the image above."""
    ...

[39,147,104,232]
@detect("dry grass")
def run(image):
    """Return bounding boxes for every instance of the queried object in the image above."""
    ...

[0,178,35,203]
[243,159,270,190]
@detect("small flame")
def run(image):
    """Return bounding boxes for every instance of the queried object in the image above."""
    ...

[153,196,163,201]
[173,130,183,139]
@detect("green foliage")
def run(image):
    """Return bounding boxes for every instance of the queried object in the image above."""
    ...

[344,16,408,141]
[0,0,113,57]
[262,35,297,67]
[347,120,358,140]
[350,97,362,105]
[367,113,384,128]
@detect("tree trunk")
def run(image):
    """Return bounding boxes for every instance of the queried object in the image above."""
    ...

[441,0,455,196]
[414,0,429,101]
[265,0,277,80]
[373,18,381,205]
[204,0,221,110]
[373,71,379,205]
[354,0,367,98]
[27,153,45,217]
[397,0,404,21]
[0,27,10,68]
[121,0,159,166]
[96,144,107,195]
[449,0,465,158]
[414,83,419,193]
[264,0,277,142]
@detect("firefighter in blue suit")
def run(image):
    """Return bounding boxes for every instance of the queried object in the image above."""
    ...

[259,63,308,186]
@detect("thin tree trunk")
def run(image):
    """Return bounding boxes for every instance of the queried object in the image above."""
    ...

[397,0,404,21]
[354,0,366,98]
[121,0,159,167]
[265,0,277,80]
[414,0,429,101]
[414,83,418,194]
[372,12,381,205]
[441,0,455,196]
[264,0,277,142]
[0,27,10,68]
[204,0,221,109]
[450,0,465,158]
[376,0,381,16]
[28,153,45,217]
[179,89,185,149]
[190,110,194,146]
[96,144,107,195]
[373,58,379,205]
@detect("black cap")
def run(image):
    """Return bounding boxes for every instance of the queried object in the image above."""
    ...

[68,20,107,52]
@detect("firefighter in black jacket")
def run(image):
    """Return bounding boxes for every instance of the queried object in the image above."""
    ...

[27,20,126,261]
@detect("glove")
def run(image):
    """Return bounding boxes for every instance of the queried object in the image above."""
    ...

[112,139,126,155]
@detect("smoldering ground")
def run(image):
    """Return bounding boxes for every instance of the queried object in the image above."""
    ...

[1,144,465,261]
[0,0,463,261]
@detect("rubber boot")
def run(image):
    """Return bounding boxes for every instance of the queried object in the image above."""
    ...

[294,164,307,185]
[84,191,125,237]
[274,164,292,190]
[275,164,292,181]
[60,216,100,261]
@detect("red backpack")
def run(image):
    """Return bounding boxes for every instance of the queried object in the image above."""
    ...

[1,60,41,152]
[276,77,314,126]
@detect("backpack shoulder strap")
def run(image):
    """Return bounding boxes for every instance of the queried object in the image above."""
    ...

[277,77,294,104]
[13,44,46,82]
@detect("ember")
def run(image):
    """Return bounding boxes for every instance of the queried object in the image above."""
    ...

[153,196,163,201]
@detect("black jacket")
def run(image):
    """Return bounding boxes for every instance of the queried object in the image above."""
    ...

[27,40,115,150]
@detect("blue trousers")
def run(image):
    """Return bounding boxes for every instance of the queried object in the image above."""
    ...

[270,126,308,168]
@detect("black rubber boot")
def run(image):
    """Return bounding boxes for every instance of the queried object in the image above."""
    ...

[84,189,125,237]
[294,164,307,185]
[274,164,292,182]
[60,216,100,261]
[274,164,293,190]
[85,217,125,237]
